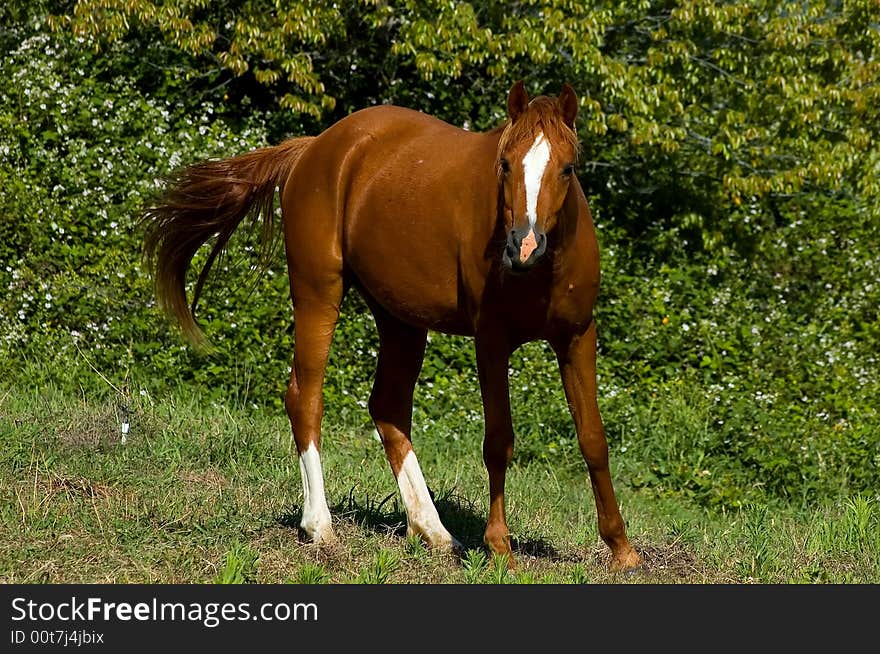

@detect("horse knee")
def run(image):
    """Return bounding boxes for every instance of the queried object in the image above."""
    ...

[598,512,626,543]
[284,383,299,420]
[367,390,386,425]
[369,390,412,459]
[368,392,400,441]
[578,429,609,470]
[482,430,514,470]
[286,378,324,451]
[368,377,412,427]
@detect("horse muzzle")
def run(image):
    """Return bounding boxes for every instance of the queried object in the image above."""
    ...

[503,226,547,271]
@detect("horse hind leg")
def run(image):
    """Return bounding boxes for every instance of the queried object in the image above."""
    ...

[368,307,460,553]
[286,288,344,547]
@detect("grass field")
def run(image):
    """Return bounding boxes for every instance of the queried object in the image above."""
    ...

[1,383,878,584]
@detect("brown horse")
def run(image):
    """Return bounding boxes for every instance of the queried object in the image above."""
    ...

[143,81,641,572]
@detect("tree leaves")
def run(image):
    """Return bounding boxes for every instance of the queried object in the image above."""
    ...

[45,0,878,242]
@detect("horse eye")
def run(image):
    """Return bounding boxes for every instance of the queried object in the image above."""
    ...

[562,163,575,177]
[500,158,510,174]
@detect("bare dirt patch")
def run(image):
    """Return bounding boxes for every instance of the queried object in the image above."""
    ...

[600,539,727,583]
[51,402,124,448]
[40,472,114,500]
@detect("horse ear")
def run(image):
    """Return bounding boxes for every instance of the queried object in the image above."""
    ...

[558,84,578,128]
[507,80,529,122]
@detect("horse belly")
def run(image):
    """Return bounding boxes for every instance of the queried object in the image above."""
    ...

[347,223,473,335]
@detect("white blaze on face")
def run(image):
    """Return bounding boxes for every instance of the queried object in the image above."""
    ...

[298,443,334,544]
[396,451,457,550]
[522,131,551,230]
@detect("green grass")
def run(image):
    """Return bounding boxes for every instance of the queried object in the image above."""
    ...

[1,384,877,584]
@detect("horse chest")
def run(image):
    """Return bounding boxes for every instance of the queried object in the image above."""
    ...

[478,268,596,341]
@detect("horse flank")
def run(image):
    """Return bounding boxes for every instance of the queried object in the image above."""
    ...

[142,136,314,347]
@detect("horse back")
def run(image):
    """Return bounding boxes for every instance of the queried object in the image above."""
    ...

[281,105,600,342]
[282,105,499,334]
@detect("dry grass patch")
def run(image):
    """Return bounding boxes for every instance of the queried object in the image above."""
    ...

[176,468,230,491]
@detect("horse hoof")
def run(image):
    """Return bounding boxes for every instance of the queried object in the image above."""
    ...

[407,523,462,556]
[608,547,642,573]
[299,523,338,548]
[433,533,465,559]
[316,532,339,549]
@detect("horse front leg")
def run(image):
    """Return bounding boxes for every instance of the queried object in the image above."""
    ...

[475,334,516,562]
[552,321,641,572]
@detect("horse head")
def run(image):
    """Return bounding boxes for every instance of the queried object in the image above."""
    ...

[497,80,579,271]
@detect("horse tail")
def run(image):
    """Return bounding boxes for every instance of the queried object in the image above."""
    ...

[143,136,315,348]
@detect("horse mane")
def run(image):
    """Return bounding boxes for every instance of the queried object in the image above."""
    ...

[494,95,580,177]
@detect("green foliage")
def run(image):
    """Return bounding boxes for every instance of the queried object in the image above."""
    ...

[489,553,511,584]
[458,551,514,583]
[216,541,259,583]
[355,549,399,584]
[462,549,489,583]
[48,0,344,118]
[403,534,429,560]
[568,563,589,585]
[292,562,331,585]
[44,0,880,249]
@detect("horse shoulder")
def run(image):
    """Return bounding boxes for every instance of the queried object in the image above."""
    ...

[548,196,601,336]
